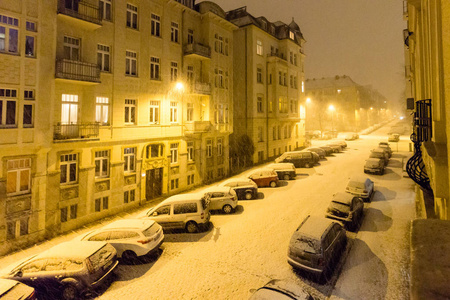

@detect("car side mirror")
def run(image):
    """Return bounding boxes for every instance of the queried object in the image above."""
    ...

[14,270,23,277]
[152,212,158,216]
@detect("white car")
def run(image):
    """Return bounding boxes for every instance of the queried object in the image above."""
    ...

[76,219,164,262]
[219,178,258,200]
[345,176,374,202]
[202,186,238,214]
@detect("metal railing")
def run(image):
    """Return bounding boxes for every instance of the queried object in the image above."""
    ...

[57,0,101,24]
[184,43,211,58]
[415,99,432,142]
[267,52,287,61]
[56,59,101,83]
[54,122,99,140]
[184,121,212,133]
[192,82,211,95]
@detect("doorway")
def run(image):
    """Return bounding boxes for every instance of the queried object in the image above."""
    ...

[146,167,163,201]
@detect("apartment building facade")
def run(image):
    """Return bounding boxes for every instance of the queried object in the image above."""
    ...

[404,0,450,220]
[226,7,306,164]
[0,0,235,255]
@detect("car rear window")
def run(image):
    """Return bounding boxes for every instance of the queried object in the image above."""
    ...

[330,201,350,213]
[348,181,365,189]
[109,231,139,240]
[291,232,320,254]
[174,203,197,214]
[88,244,115,270]
[143,223,159,237]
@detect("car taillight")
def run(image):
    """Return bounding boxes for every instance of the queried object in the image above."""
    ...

[137,238,153,244]
[26,290,36,300]
[318,257,325,267]
[86,258,95,274]
[201,212,204,219]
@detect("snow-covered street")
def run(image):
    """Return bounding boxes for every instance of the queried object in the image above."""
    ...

[0,124,416,300]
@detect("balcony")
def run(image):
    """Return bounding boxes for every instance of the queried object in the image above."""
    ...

[267,52,287,64]
[184,43,211,59]
[185,121,212,134]
[54,122,99,141]
[190,82,211,95]
[57,0,102,29]
[56,59,101,84]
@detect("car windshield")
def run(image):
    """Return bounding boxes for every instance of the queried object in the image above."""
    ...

[292,233,320,254]
[348,180,365,189]
[88,244,115,271]
[330,201,350,213]
[365,160,380,167]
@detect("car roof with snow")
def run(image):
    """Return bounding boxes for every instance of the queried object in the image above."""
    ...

[35,241,109,259]
[164,193,206,202]
[348,176,371,187]
[332,192,355,205]
[101,219,156,230]
[219,177,253,185]
[296,216,337,240]
[203,186,233,193]
[265,163,295,169]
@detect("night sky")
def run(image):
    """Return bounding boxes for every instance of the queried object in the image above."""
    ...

[210,0,406,106]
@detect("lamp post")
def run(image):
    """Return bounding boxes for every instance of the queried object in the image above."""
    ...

[329,104,335,133]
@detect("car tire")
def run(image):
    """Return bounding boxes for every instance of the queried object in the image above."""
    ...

[122,250,138,263]
[269,181,277,188]
[245,191,253,200]
[222,204,233,214]
[61,283,79,300]
[185,221,199,233]
[283,174,290,181]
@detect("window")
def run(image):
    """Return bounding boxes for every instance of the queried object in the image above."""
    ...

[187,141,194,161]
[0,15,19,53]
[278,72,282,85]
[146,144,164,158]
[124,189,135,203]
[257,67,263,83]
[257,96,263,113]
[301,80,304,93]
[206,139,212,158]
[170,62,178,81]
[124,147,135,172]
[6,218,29,240]
[294,54,297,66]
[170,178,179,190]
[217,104,225,123]
[187,102,193,122]
[150,57,160,80]
[95,196,109,211]
[0,88,17,127]
[95,97,109,125]
[295,76,298,89]
[126,4,138,29]
[290,99,295,113]
[273,126,276,140]
[100,0,112,21]
[61,204,77,222]
[24,90,34,100]
[170,143,178,164]
[290,51,293,64]
[23,103,33,127]
[26,21,36,32]
[215,69,223,88]
[149,101,159,124]
[187,174,194,185]
[171,22,179,43]
[95,150,109,178]
[97,44,110,72]
[217,138,223,156]
[283,73,287,86]
[63,36,80,61]
[125,51,137,76]
[258,126,263,142]
[187,66,194,86]
[151,14,161,37]
[256,39,263,55]
[125,99,136,124]
[289,31,294,40]
[269,98,273,113]
[61,94,78,124]
[174,202,197,214]
[170,101,178,123]
[278,126,281,140]
[269,73,272,85]
[7,158,31,195]
[214,34,223,53]
[25,36,35,57]
[187,29,194,44]
[60,153,77,184]
[224,38,229,56]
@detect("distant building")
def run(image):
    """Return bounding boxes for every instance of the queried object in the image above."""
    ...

[226,7,306,165]
[404,0,450,220]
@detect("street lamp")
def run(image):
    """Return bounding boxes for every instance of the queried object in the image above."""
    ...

[329,104,335,132]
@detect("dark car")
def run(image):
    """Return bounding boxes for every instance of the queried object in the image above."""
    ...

[305,148,326,159]
[1,241,118,300]
[0,279,36,300]
[318,146,334,156]
[287,215,347,282]
[275,151,315,168]
[364,158,385,175]
[378,142,392,158]
[249,279,314,300]
[369,148,389,165]
[219,178,258,200]
[302,151,320,164]
[326,144,342,153]
[345,176,374,202]
[325,193,364,232]
[266,163,297,180]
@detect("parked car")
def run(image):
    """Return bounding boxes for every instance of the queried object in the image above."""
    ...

[249,279,314,300]
[370,148,389,165]
[275,151,316,168]
[287,215,347,282]
[76,219,164,262]
[0,241,118,300]
[318,146,334,156]
[202,186,238,214]
[326,144,342,153]
[388,133,400,142]
[248,168,279,188]
[345,133,359,141]
[364,158,385,175]
[325,193,364,232]
[219,178,258,200]
[345,176,374,202]
[304,151,320,164]
[335,140,347,148]
[0,279,36,300]
[266,163,296,180]
[378,142,392,158]
[143,193,211,233]
[305,147,326,159]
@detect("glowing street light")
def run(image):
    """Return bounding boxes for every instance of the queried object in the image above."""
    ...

[306,97,311,103]
[328,104,335,111]
[370,107,373,110]
[175,81,184,91]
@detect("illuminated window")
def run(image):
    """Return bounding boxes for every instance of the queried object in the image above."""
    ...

[124,147,136,172]
[256,40,263,55]
[94,150,109,178]
[170,143,178,164]
[7,158,31,195]
[95,97,109,125]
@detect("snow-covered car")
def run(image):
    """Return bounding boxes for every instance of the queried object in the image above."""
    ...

[388,133,400,142]
[76,219,164,262]
[249,279,314,300]
[318,146,334,156]
[202,186,238,214]
[287,215,347,282]
[378,142,392,158]
[143,193,211,233]
[265,163,297,180]
[325,193,364,232]
[345,176,374,202]
[276,151,316,168]
[0,279,35,300]
[219,178,258,200]
[305,147,326,159]
[1,241,118,300]
[248,168,279,188]
[345,133,359,141]
[364,158,385,175]
[370,148,389,165]
[326,144,342,153]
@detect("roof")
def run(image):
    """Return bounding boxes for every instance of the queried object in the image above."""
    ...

[101,219,155,230]
[305,75,359,90]
[297,216,336,240]
[36,241,108,259]
[332,192,354,205]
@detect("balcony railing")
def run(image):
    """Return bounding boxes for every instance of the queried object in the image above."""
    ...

[185,121,212,134]
[414,99,432,142]
[267,52,287,61]
[191,82,211,95]
[184,43,211,59]
[57,0,101,25]
[56,59,101,83]
[54,122,99,140]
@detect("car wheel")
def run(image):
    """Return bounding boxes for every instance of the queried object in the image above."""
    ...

[283,174,290,180]
[61,283,79,300]
[269,181,277,188]
[122,250,138,263]
[245,192,253,200]
[222,204,233,214]
[185,221,199,233]
[304,163,310,168]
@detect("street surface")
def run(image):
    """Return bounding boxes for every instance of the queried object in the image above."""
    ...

[0,122,415,300]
